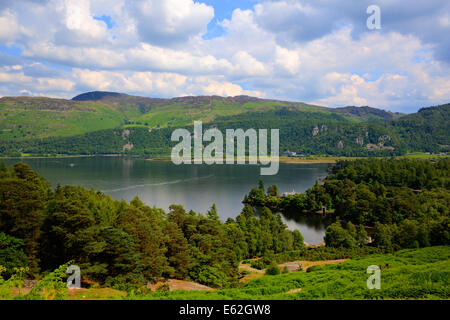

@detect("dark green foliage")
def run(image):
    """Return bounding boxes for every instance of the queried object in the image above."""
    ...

[115,201,167,279]
[325,222,357,248]
[0,162,308,288]
[267,185,280,197]
[0,232,28,272]
[0,159,448,295]
[306,265,322,272]
[265,262,280,275]
[0,162,51,273]
[1,103,448,157]
[292,230,305,250]
[356,224,368,247]
[245,158,450,251]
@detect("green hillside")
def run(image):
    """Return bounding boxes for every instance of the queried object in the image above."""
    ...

[0,92,448,157]
[0,160,448,300]
[0,92,392,141]
[136,246,449,300]
[0,96,141,139]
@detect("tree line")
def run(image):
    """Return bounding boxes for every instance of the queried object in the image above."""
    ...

[245,158,450,251]
[1,103,448,157]
[0,162,303,289]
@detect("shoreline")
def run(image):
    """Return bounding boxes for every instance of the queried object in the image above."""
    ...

[1,154,447,164]
[0,154,340,163]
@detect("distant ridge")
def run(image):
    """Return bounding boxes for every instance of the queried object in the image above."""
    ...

[72,91,127,101]
[331,106,403,120]
[71,91,295,105]
[70,91,401,121]
[0,90,448,156]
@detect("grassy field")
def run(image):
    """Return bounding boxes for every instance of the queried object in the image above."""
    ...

[279,153,449,164]
[0,96,320,140]
[2,247,448,300]
[129,100,320,129]
[128,246,449,300]
[0,97,141,139]
[8,246,443,300]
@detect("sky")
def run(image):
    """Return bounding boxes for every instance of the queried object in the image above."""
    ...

[0,0,449,113]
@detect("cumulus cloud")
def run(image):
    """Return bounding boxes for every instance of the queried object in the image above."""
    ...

[0,0,448,112]
[0,65,75,95]
[72,68,262,98]
[0,9,20,43]
[126,0,214,46]
[254,0,450,62]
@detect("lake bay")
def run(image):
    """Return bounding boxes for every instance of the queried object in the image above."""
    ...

[4,157,329,244]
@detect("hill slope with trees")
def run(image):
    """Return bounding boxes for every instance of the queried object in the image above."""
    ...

[0,92,448,157]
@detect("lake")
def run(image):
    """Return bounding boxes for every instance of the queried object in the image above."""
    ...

[4,157,330,244]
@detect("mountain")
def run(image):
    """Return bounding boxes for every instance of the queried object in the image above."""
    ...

[0,91,448,157]
[0,91,403,141]
[0,96,141,140]
[72,91,126,101]
[71,91,398,122]
[331,106,403,121]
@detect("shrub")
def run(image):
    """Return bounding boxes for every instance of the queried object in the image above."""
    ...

[250,260,266,270]
[156,283,170,292]
[265,262,280,276]
[306,265,322,273]
[26,264,69,300]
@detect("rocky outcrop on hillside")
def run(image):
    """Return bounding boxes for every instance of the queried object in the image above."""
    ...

[331,106,402,121]
[0,96,96,112]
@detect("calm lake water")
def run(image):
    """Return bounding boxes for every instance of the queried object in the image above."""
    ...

[4,157,329,244]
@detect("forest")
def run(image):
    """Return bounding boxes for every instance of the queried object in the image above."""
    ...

[0,158,448,299]
[245,158,450,256]
[0,104,449,157]
[0,162,304,289]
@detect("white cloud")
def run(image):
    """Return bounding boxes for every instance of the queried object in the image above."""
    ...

[0,0,448,112]
[440,14,450,28]
[56,0,110,46]
[231,51,268,77]
[0,9,20,43]
[72,68,262,98]
[200,79,263,97]
[127,0,214,46]
[0,66,75,93]
[274,46,300,75]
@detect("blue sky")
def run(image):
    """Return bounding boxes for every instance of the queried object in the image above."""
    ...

[201,0,257,39]
[0,0,449,113]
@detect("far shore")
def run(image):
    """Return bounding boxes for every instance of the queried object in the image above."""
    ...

[1,153,447,164]
[0,154,340,163]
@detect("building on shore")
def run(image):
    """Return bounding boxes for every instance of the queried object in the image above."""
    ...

[282,189,298,197]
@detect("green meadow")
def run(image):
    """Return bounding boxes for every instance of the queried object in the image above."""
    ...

[131,246,449,300]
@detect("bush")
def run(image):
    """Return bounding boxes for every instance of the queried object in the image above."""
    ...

[0,233,28,274]
[265,262,280,276]
[250,260,266,270]
[306,265,322,273]
[156,283,170,292]
[26,264,69,300]
[104,273,146,293]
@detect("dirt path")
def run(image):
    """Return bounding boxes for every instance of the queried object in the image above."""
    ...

[239,258,350,282]
[147,279,215,291]
[279,259,349,272]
